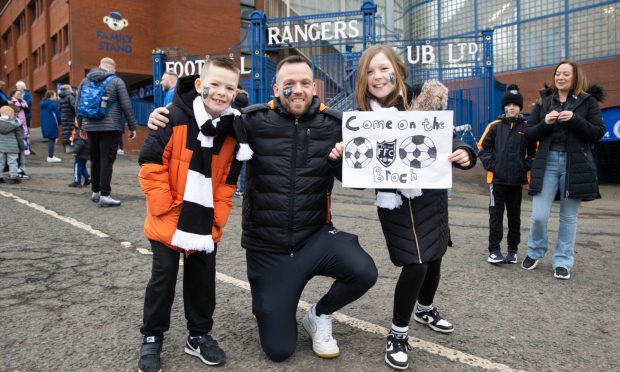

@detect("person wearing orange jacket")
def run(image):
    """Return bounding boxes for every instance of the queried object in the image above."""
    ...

[136,57,251,372]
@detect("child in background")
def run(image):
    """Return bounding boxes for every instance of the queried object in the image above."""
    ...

[68,123,91,187]
[478,84,534,264]
[137,56,250,372]
[0,106,24,184]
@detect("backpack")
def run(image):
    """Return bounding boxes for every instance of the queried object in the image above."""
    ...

[77,75,116,119]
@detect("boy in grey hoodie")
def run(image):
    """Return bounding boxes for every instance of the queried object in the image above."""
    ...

[0,106,24,184]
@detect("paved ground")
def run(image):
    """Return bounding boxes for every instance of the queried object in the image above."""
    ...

[1,133,619,371]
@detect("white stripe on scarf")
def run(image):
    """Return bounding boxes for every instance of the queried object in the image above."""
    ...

[170,98,240,252]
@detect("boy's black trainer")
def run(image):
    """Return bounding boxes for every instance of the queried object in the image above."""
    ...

[505,251,518,264]
[487,250,505,264]
[138,336,162,372]
[521,256,539,270]
[385,333,412,370]
[184,335,226,366]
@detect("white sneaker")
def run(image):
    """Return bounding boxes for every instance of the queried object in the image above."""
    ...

[99,195,121,207]
[47,156,62,163]
[117,149,124,155]
[302,305,340,358]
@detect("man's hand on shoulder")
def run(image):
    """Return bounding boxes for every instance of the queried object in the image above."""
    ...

[147,107,170,130]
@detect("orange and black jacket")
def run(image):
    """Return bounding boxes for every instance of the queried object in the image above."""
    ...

[477,115,535,186]
[138,76,242,251]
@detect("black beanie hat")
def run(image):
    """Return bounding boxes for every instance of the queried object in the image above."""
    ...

[501,84,523,110]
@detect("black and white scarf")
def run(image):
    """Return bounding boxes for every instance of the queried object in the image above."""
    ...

[171,97,248,252]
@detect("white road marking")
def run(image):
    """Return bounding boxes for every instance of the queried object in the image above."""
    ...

[215,272,525,371]
[2,190,525,371]
[0,191,109,238]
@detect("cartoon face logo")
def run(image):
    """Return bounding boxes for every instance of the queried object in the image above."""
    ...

[103,11,128,31]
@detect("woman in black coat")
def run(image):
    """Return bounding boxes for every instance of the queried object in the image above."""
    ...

[58,84,76,152]
[522,60,605,280]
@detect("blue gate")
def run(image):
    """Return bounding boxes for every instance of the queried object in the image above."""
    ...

[248,1,502,146]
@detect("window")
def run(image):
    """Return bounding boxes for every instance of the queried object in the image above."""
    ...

[33,45,46,68]
[51,33,59,55]
[31,0,44,20]
[18,59,28,80]
[15,12,27,36]
[569,5,619,60]
[2,29,12,50]
[63,25,69,50]
[519,16,564,68]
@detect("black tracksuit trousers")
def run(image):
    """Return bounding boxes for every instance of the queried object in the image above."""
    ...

[140,240,217,338]
[246,225,378,362]
[488,183,523,253]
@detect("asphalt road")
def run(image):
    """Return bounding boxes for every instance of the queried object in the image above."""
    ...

[1,134,619,371]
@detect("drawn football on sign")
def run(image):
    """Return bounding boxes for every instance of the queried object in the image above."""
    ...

[399,135,437,168]
[344,137,373,168]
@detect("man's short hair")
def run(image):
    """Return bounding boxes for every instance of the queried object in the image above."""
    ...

[100,57,116,69]
[275,55,312,82]
[16,80,27,89]
[200,56,240,80]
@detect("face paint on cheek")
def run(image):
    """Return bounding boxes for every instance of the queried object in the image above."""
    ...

[202,86,210,99]
[389,72,395,85]
[283,86,292,98]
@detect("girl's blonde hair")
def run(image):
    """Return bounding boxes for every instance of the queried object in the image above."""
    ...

[355,45,410,111]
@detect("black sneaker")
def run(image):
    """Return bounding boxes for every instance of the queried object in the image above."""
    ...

[414,307,454,334]
[138,336,162,372]
[521,256,539,270]
[83,177,91,186]
[554,267,571,280]
[487,250,505,264]
[385,334,412,370]
[184,335,226,366]
[68,182,82,188]
[10,178,21,184]
[505,251,518,264]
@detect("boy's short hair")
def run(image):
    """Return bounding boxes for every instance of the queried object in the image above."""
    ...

[200,56,240,80]
[0,105,15,116]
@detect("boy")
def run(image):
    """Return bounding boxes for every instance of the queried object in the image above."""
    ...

[478,84,535,264]
[0,106,24,184]
[137,56,250,372]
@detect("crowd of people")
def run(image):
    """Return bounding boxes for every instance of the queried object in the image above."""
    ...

[0,51,605,371]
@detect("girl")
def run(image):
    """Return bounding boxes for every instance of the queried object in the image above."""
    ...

[40,90,62,162]
[522,60,605,280]
[331,45,476,370]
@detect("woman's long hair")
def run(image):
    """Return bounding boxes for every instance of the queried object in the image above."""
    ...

[550,60,588,97]
[355,45,410,111]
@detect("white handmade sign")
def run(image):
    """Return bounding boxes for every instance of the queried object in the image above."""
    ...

[341,111,453,189]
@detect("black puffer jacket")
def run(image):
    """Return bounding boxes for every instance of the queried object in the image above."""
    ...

[478,115,535,186]
[525,86,605,201]
[377,134,476,266]
[241,97,342,253]
[59,88,76,145]
[373,83,476,266]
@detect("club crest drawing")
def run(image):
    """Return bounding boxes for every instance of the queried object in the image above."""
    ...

[399,135,437,168]
[376,139,396,167]
[344,137,373,168]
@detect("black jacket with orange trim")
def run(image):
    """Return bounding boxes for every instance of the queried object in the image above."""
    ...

[138,76,241,251]
[240,96,342,254]
[477,115,535,186]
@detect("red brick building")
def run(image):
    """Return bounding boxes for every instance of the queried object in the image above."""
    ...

[0,0,262,131]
